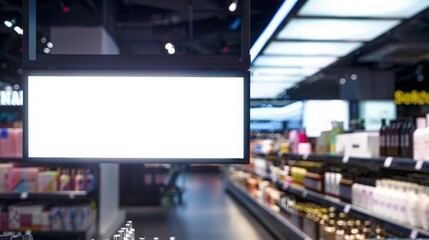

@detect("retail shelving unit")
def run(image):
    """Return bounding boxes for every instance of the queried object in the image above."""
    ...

[227,153,429,239]
[225,177,312,240]
[0,161,100,240]
[266,153,429,173]
[27,224,96,240]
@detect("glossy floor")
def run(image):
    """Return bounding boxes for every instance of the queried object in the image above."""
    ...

[125,172,275,240]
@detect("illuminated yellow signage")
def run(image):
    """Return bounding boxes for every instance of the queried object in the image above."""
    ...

[394,90,429,105]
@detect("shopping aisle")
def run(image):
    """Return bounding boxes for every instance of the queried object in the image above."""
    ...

[125,172,275,240]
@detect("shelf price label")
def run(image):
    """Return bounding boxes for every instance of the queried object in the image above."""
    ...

[20,192,28,200]
[69,192,75,199]
[343,204,351,214]
[415,160,424,171]
[383,157,394,168]
[302,154,309,160]
[410,229,418,239]
[301,191,308,198]
[342,155,350,164]
[282,183,289,190]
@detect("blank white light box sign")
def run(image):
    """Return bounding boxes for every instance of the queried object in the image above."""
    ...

[25,73,248,162]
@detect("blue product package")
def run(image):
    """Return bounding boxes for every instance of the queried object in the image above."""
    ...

[1,129,7,139]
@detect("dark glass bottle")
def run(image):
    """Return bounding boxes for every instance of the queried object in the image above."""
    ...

[400,118,416,159]
[393,121,403,157]
[379,119,387,157]
[386,120,395,157]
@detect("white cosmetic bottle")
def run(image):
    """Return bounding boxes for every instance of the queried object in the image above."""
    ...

[424,113,429,161]
[414,118,426,161]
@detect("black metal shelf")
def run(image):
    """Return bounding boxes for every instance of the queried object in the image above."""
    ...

[0,191,92,201]
[4,222,96,240]
[0,158,21,163]
[224,178,311,240]
[255,153,429,173]
[233,166,429,239]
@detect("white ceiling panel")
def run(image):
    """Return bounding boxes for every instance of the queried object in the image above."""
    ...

[299,0,429,18]
[253,55,338,68]
[251,67,321,77]
[264,41,363,56]
[251,75,304,82]
[251,82,295,99]
[277,19,401,41]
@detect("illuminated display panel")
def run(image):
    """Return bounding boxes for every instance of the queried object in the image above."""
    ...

[24,71,249,163]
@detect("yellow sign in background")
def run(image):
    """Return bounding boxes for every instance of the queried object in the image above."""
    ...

[394,90,429,105]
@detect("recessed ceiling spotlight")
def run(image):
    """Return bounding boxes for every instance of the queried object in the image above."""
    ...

[340,78,346,85]
[165,43,174,50]
[168,47,176,55]
[4,19,16,28]
[229,0,238,12]
[13,26,23,35]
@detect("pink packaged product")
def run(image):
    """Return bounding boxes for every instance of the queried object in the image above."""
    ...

[8,167,39,192]
[0,128,22,158]
[0,163,12,193]
[8,204,44,230]
[0,212,8,230]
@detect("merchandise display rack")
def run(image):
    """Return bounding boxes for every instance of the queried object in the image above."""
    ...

[25,223,96,240]
[0,158,22,164]
[258,153,429,173]
[230,163,429,239]
[0,161,100,240]
[225,177,312,240]
[0,191,91,200]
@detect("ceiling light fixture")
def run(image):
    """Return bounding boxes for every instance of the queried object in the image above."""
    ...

[13,26,23,35]
[4,19,16,28]
[251,67,321,77]
[165,43,174,50]
[298,0,429,19]
[278,18,400,41]
[250,0,298,62]
[168,48,176,55]
[264,41,363,57]
[253,55,338,68]
[229,0,238,12]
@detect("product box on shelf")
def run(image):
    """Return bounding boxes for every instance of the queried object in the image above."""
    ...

[8,204,45,230]
[38,171,58,193]
[50,205,94,231]
[8,167,39,192]
[0,128,22,158]
[335,132,379,158]
[0,163,12,192]
[0,212,8,230]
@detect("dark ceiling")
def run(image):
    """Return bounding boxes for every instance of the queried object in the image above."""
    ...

[0,0,282,87]
[283,6,429,101]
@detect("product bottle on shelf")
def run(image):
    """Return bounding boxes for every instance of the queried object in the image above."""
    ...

[424,113,429,161]
[385,120,392,157]
[379,119,388,157]
[400,118,415,159]
[406,183,421,227]
[74,169,85,191]
[330,121,344,155]
[59,169,72,191]
[413,117,426,161]
[422,182,429,231]
[86,168,95,192]
[389,121,401,157]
